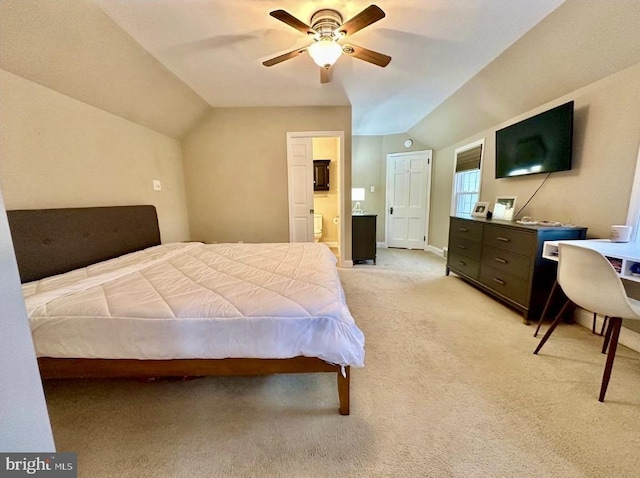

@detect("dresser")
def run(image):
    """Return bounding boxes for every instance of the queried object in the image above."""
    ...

[446,216,587,323]
[352,214,377,264]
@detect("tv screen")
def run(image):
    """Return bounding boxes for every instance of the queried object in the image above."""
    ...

[495,101,574,179]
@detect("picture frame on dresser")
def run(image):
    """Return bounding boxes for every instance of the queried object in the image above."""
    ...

[471,202,490,218]
[493,196,517,221]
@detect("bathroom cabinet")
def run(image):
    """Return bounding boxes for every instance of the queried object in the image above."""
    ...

[352,214,377,264]
[313,160,330,191]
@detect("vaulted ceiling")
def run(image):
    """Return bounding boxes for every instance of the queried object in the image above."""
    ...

[1,0,566,138]
[94,0,565,135]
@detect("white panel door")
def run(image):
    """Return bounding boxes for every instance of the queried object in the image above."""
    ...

[386,150,432,249]
[287,136,314,242]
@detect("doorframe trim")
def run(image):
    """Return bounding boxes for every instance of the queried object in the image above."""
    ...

[286,131,346,267]
[385,150,433,251]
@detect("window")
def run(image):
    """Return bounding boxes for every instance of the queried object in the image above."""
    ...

[452,140,484,216]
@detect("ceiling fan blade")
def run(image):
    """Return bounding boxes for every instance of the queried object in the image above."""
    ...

[320,67,332,84]
[339,5,385,36]
[270,10,315,35]
[342,44,391,67]
[262,47,307,67]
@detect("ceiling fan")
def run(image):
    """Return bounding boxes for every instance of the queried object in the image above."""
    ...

[262,4,391,84]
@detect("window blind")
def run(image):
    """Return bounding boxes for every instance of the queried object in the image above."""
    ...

[456,145,482,172]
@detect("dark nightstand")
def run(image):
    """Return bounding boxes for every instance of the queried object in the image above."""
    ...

[352,214,377,264]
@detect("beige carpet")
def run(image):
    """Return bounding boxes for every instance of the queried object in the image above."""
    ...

[44,249,640,477]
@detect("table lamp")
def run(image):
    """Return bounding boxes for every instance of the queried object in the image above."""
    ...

[352,188,365,214]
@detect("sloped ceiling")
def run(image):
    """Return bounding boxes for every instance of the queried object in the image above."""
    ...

[0,0,566,138]
[0,0,210,139]
[408,0,640,150]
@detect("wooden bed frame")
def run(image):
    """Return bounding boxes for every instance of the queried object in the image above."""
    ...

[8,205,351,415]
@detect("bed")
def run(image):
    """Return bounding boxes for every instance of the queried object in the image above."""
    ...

[7,205,364,415]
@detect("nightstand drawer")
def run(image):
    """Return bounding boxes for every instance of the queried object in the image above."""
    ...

[449,236,482,260]
[450,218,483,242]
[479,265,527,305]
[482,245,530,281]
[483,225,535,255]
[448,252,480,279]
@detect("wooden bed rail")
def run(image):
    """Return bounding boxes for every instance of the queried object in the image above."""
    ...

[38,356,351,415]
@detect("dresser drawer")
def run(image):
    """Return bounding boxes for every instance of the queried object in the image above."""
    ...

[450,218,483,242]
[479,265,528,305]
[449,236,482,260]
[448,252,480,279]
[483,225,535,256]
[481,245,531,281]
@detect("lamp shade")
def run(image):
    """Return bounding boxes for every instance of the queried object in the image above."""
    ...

[352,188,365,201]
[308,38,342,68]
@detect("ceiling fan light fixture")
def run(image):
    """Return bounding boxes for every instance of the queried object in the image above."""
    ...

[308,38,342,68]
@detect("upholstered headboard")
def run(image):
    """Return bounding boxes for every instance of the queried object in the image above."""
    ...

[7,205,161,283]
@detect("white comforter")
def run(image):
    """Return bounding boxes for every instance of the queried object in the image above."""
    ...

[23,242,365,367]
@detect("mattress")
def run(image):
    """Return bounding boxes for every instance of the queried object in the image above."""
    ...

[23,242,365,367]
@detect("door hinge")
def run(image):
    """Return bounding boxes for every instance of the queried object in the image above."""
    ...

[424,236,426,241]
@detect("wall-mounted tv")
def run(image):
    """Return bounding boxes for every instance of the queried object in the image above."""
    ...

[495,101,574,179]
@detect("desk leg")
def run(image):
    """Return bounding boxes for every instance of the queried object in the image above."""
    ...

[534,280,560,337]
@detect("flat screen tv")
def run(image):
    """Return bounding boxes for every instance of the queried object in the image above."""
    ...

[495,101,574,179]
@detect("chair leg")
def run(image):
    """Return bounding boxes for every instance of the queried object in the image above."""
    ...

[534,299,572,355]
[599,317,622,402]
[602,317,613,354]
[599,316,610,337]
[534,280,560,338]
[592,313,597,334]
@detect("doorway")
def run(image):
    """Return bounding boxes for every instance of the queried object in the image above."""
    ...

[286,131,345,265]
[385,150,433,250]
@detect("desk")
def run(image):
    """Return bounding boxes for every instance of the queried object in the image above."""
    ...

[536,239,640,337]
[542,239,640,283]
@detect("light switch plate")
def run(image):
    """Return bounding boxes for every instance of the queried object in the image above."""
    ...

[153,180,162,191]
[370,186,375,193]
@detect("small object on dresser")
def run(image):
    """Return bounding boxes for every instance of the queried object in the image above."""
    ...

[471,201,490,218]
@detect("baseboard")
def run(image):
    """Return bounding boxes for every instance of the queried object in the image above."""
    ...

[339,259,353,268]
[377,242,387,248]
[426,245,444,257]
[574,308,640,354]
[321,241,338,248]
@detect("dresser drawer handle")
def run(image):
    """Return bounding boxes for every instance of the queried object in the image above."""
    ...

[493,278,506,285]
[459,227,468,232]
[458,260,466,266]
[458,244,467,249]
[497,236,510,242]
[494,257,507,264]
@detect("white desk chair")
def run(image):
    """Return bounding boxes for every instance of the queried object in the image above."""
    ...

[534,243,640,402]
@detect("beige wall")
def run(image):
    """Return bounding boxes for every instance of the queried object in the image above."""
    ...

[427,62,640,250]
[313,137,339,244]
[181,106,352,256]
[0,69,191,243]
[352,134,428,243]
